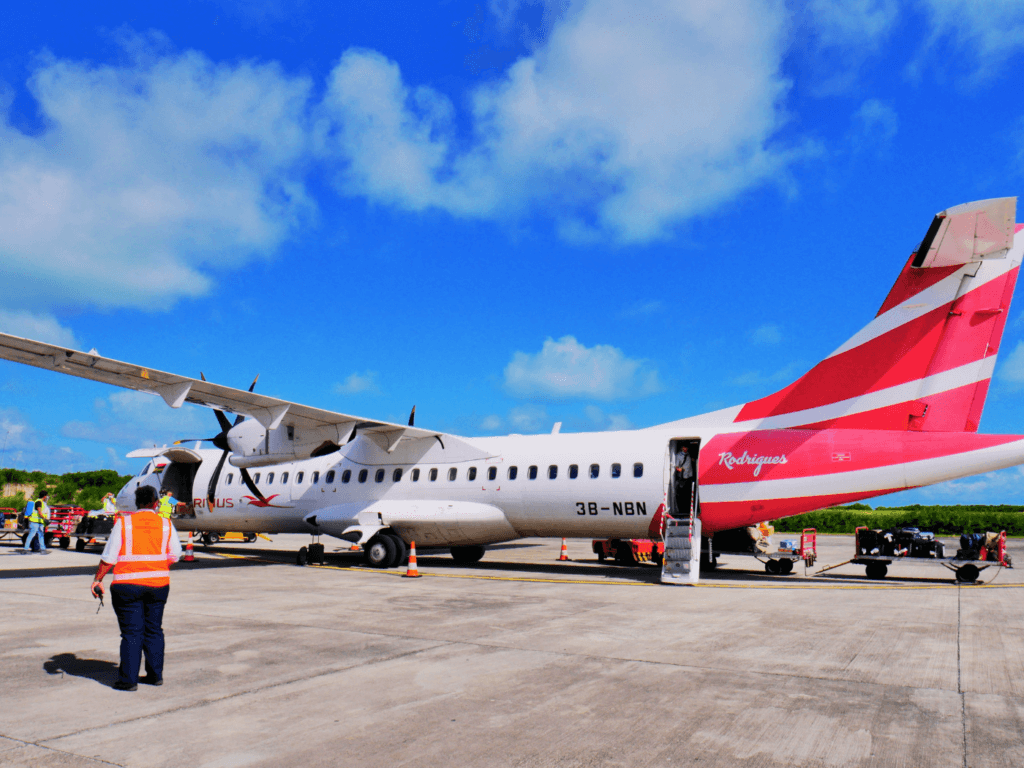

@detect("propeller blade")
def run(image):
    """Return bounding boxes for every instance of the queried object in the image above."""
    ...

[200,372,207,381]
[174,437,218,444]
[408,405,416,427]
[214,409,233,434]
[207,449,229,507]
[240,467,266,502]
[248,374,260,392]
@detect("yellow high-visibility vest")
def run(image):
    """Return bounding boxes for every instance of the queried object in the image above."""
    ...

[158,498,174,519]
[28,501,49,524]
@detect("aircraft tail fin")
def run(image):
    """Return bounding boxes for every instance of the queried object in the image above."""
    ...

[734,197,1021,433]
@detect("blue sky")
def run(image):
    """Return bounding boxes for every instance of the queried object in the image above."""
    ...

[3,0,1024,505]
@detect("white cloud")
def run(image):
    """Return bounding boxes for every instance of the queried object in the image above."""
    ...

[61,390,211,448]
[584,405,633,431]
[997,340,1024,385]
[805,0,898,49]
[505,335,661,399]
[0,32,314,312]
[0,309,79,348]
[0,407,94,472]
[914,0,1024,81]
[508,404,549,432]
[316,0,797,242]
[751,323,782,345]
[850,99,898,150]
[333,371,381,395]
[480,414,503,431]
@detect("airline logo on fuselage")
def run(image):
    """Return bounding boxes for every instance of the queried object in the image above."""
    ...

[717,451,788,477]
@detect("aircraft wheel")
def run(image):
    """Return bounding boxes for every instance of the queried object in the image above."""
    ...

[75,538,86,552]
[956,564,980,583]
[450,545,485,565]
[296,546,308,566]
[385,534,407,567]
[765,559,781,575]
[865,562,888,579]
[778,559,794,575]
[365,536,396,568]
[60,536,70,549]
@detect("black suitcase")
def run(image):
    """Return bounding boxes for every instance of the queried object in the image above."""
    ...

[858,529,880,555]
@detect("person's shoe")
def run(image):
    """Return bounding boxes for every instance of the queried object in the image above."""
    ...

[139,675,163,686]
[112,681,138,691]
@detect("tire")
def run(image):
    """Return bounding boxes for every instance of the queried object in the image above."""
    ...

[866,562,888,579]
[204,533,220,545]
[44,533,54,548]
[614,541,636,565]
[597,551,606,562]
[386,534,407,568]
[778,559,794,575]
[365,536,397,568]
[60,537,70,550]
[245,534,257,543]
[75,538,86,552]
[296,546,308,566]
[956,564,980,583]
[450,545,486,565]
[765,559,781,575]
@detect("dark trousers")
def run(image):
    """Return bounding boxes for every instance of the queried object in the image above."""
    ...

[110,583,169,685]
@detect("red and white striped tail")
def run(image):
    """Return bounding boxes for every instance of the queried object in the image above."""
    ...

[735,198,1021,433]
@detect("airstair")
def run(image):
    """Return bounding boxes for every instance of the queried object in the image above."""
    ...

[661,516,701,584]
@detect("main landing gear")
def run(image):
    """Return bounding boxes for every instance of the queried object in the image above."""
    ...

[363,532,407,569]
[450,545,485,565]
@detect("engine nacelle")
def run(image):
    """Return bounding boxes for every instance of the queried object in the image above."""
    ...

[306,500,519,547]
[227,419,354,468]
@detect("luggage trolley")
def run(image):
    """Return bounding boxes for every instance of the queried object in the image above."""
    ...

[846,526,1009,582]
[709,528,818,575]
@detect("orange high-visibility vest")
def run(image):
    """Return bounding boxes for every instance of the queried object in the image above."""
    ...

[111,511,174,587]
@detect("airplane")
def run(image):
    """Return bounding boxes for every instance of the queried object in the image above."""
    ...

[1,196,1022,577]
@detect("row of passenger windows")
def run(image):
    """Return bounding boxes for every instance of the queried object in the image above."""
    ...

[224,462,644,486]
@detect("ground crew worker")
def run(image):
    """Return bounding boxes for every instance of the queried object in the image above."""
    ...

[158,490,178,519]
[21,492,51,554]
[91,485,182,691]
[90,492,117,518]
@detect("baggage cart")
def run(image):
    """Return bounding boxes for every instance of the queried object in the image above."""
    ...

[708,528,817,575]
[833,526,1010,582]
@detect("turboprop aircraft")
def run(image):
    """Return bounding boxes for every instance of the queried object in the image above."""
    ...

[1,197,1022,574]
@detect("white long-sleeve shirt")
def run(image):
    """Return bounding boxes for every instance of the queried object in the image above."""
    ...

[100,513,183,565]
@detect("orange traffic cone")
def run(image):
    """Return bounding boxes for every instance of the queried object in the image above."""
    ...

[558,538,569,561]
[404,541,421,578]
[182,532,195,562]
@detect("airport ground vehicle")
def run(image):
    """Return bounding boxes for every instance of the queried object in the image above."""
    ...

[592,538,664,564]
[824,527,1010,582]
[0,505,86,548]
[200,531,258,545]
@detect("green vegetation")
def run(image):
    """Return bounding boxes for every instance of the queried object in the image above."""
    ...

[774,504,1024,536]
[0,467,133,512]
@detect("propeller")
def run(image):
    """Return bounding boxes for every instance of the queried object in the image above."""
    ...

[408,405,416,427]
[177,372,266,506]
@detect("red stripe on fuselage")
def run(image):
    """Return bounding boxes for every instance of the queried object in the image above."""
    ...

[735,268,1016,422]
[700,430,1021,486]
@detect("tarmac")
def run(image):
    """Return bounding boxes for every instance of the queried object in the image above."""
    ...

[1,532,1022,768]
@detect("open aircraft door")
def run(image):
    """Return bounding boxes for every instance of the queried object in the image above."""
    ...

[662,438,701,585]
[159,447,204,517]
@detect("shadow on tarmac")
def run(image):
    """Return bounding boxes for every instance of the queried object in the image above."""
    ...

[44,653,119,687]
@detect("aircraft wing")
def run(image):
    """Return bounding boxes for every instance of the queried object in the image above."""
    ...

[0,331,445,445]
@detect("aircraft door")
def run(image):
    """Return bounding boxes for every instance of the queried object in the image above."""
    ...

[668,439,701,520]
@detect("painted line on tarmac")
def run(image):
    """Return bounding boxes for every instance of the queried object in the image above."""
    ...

[215,553,1024,590]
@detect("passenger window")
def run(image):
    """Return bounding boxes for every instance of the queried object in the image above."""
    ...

[295,472,303,484]
[358,469,368,483]
[341,469,351,483]
[281,472,289,484]
[569,464,578,479]
[634,462,643,478]
[548,465,557,479]
[508,466,518,480]
[487,467,497,481]
[254,473,261,484]
[429,468,438,481]
[468,467,477,481]
[311,471,319,484]
[528,465,538,480]
[375,469,385,483]
[393,468,402,482]
[325,470,335,483]
[411,468,420,481]
[589,464,599,479]
[611,463,621,478]
[267,472,274,484]
[226,473,234,485]
[448,467,457,481]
